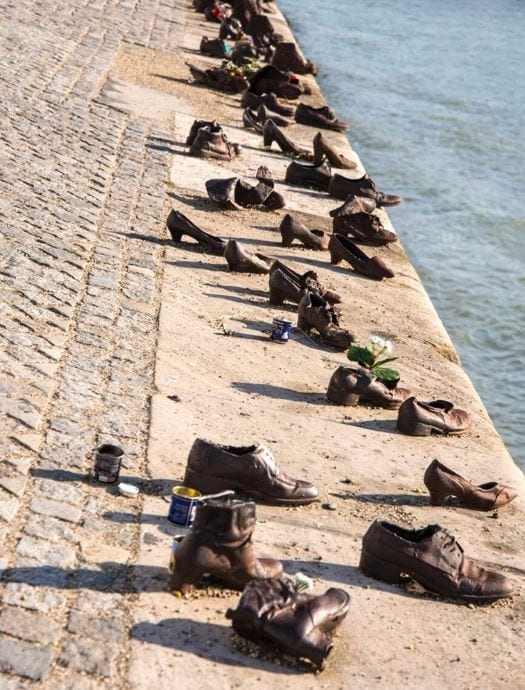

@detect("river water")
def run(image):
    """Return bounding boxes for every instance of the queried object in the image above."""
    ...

[277,0,525,470]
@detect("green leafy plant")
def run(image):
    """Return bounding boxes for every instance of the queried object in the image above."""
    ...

[346,336,400,383]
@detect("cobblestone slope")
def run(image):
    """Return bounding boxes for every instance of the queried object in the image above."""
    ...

[0,0,182,685]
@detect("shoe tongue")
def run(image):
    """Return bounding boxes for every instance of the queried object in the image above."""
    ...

[255,444,277,475]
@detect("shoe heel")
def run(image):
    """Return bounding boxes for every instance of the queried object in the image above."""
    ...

[329,250,342,265]
[359,549,405,584]
[428,490,448,506]
[262,130,274,147]
[410,422,435,436]
[167,226,183,242]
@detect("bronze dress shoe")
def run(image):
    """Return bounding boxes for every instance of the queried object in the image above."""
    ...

[227,578,350,669]
[166,209,227,254]
[269,260,341,305]
[312,132,356,170]
[169,496,282,594]
[297,290,354,349]
[328,173,402,206]
[360,519,516,603]
[184,439,319,505]
[327,366,410,409]
[328,234,394,279]
[295,103,349,132]
[332,211,397,245]
[285,160,332,191]
[423,459,518,510]
[279,214,330,250]
[224,239,273,274]
[397,397,471,436]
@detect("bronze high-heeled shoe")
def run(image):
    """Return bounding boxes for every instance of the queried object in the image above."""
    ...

[423,459,518,510]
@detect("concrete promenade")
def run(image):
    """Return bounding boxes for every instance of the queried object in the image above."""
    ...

[0,1,523,688]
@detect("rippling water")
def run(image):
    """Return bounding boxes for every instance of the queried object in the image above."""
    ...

[278,0,525,469]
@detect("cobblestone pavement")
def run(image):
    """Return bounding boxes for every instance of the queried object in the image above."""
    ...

[0,1,183,685]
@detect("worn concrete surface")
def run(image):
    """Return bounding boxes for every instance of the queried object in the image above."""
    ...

[0,0,523,688]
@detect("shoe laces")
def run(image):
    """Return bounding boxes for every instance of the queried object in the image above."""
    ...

[439,528,463,557]
[256,444,278,475]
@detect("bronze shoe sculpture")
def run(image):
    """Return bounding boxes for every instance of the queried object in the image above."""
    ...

[295,103,349,132]
[329,194,377,217]
[263,120,311,157]
[279,214,330,250]
[226,578,350,669]
[186,118,215,146]
[285,160,332,191]
[200,36,230,59]
[269,260,341,306]
[224,239,274,273]
[271,41,317,75]
[218,16,244,40]
[332,211,397,245]
[327,366,410,409]
[168,496,282,594]
[189,122,241,161]
[297,290,354,349]
[206,172,285,210]
[423,459,518,510]
[187,62,248,93]
[242,106,291,132]
[312,132,356,169]
[360,519,516,603]
[397,397,471,436]
[166,209,227,254]
[249,65,310,100]
[328,173,402,206]
[183,439,319,505]
[328,233,394,279]
[241,89,296,117]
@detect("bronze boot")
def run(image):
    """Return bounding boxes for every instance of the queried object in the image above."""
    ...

[226,578,350,669]
[271,41,317,75]
[297,290,354,349]
[279,214,330,250]
[169,496,282,594]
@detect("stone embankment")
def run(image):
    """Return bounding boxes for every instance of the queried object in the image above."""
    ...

[0,1,523,688]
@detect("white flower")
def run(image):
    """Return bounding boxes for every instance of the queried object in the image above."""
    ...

[293,572,314,592]
[369,335,393,353]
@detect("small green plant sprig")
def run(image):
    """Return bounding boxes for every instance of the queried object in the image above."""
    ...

[346,336,400,383]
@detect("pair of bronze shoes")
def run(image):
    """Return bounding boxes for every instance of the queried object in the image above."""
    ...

[206,167,285,211]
